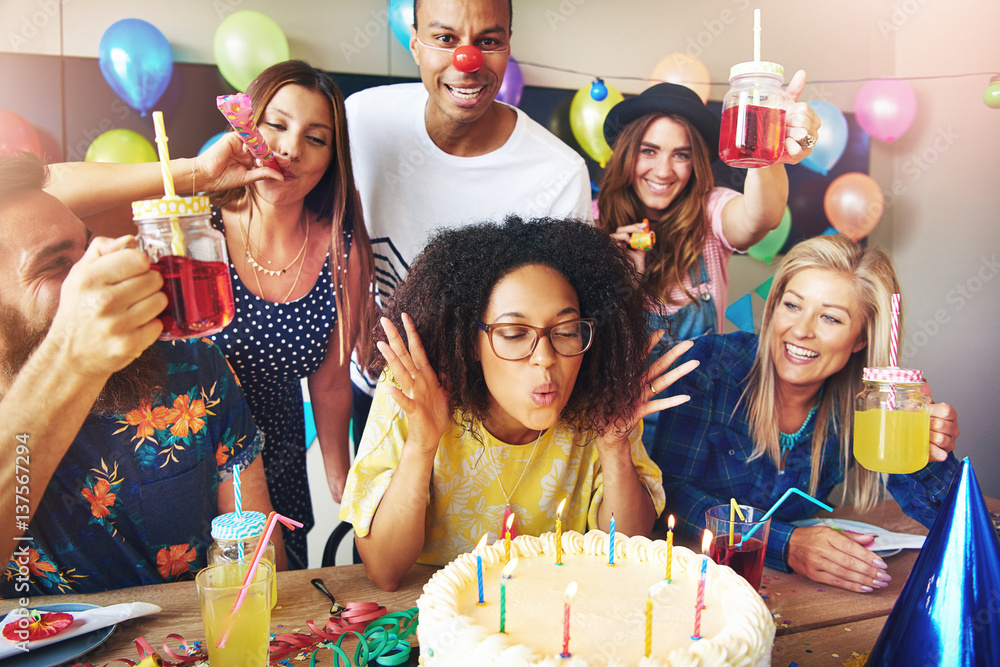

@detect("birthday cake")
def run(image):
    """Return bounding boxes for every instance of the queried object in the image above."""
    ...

[417,530,774,666]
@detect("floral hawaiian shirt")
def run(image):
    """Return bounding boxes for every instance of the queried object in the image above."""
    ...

[1,339,262,596]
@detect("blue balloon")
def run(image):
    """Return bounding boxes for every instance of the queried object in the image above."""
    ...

[590,79,609,102]
[198,131,228,156]
[800,100,848,176]
[388,0,415,51]
[98,19,173,116]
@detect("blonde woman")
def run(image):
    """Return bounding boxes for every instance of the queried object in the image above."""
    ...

[652,235,959,593]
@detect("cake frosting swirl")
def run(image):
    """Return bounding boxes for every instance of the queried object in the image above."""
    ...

[417,530,774,666]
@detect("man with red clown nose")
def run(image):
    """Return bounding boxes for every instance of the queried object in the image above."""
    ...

[345,0,591,448]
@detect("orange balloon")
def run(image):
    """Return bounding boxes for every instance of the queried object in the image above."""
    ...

[648,53,711,103]
[823,173,884,240]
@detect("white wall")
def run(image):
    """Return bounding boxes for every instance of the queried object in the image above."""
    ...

[4,0,998,495]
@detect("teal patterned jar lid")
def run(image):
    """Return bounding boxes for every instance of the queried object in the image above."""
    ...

[211,511,266,540]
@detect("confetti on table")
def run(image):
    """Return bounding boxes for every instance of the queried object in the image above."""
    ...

[845,627,852,632]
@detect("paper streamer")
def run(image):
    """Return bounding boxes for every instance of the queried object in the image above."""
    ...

[216,93,282,173]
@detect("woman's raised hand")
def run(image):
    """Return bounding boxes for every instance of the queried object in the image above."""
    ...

[779,70,822,166]
[376,314,451,453]
[193,132,283,193]
[788,526,892,593]
[641,336,699,419]
[609,222,650,275]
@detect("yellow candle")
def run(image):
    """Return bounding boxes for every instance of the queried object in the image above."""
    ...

[555,498,566,566]
[645,581,665,657]
[666,515,674,582]
[729,499,746,547]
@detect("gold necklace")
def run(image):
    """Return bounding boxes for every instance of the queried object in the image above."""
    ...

[239,204,309,277]
[481,426,544,539]
[236,202,311,302]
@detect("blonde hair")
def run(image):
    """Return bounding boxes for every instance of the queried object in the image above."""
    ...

[596,113,714,305]
[744,235,901,512]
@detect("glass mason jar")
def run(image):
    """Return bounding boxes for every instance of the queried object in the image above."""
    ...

[853,367,930,474]
[132,196,234,340]
[719,61,788,168]
[207,511,278,607]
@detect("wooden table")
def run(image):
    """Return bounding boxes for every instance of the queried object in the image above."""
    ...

[2,500,995,666]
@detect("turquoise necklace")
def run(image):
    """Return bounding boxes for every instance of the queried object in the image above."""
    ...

[779,387,825,455]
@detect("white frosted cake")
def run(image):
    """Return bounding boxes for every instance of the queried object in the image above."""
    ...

[417,530,774,666]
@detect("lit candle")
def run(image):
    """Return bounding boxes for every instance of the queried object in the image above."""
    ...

[475,533,488,605]
[608,512,616,567]
[666,515,674,583]
[693,529,712,640]
[560,581,577,658]
[504,513,514,564]
[555,498,567,566]
[499,557,517,633]
[646,581,667,657]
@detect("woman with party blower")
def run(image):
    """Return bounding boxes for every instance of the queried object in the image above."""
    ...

[339,217,698,591]
[650,234,960,593]
[44,60,376,570]
[594,75,819,442]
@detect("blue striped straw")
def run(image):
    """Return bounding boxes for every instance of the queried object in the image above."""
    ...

[744,487,834,540]
[233,464,243,519]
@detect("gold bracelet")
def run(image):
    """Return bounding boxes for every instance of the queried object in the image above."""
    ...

[191,159,197,194]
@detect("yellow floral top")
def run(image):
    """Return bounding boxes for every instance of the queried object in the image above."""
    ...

[340,376,666,565]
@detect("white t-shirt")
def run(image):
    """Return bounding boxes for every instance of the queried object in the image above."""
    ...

[347,83,593,392]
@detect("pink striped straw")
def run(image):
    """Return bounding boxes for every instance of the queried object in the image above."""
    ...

[888,294,900,409]
[216,510,302,648]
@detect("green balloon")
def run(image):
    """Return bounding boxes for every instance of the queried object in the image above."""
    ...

[84,129,157,163]
[214,11,289,92]
[747,206,792,263]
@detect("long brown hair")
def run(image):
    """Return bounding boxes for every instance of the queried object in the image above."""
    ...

[596,113,714,305]
[212,60,375,364]
[744,235,900,512]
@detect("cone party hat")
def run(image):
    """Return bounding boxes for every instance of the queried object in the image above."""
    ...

[867,457,1000,664]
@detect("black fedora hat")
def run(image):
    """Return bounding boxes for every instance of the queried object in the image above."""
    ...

[603,82,721,161]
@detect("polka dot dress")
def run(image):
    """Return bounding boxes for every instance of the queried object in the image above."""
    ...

[210,208,349,569]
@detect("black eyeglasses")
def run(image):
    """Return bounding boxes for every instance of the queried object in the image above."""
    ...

[476,318,595,361]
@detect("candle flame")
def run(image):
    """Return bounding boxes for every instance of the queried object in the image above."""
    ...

[476,533,489,552]
[502,556,518,578]
[649,581,667,598]
[701,530,713,554]
[565,581,578,598]
[557,498,567,517]
[506,513,515,530]
[668,514,675,530]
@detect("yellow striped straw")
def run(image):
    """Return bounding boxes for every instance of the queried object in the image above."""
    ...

[729,498,746,547]
[151,111,185,257]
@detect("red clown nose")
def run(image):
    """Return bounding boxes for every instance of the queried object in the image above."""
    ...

[453,45,484,73]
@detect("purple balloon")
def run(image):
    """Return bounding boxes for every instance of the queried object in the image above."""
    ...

[496,57,524,107]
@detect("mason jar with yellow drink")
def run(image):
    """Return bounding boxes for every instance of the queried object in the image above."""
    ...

[853,367,929,474]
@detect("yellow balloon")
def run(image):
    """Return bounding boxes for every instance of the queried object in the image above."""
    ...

[569,83,624,167]
[84,129,157,163]
[648,53,711,104]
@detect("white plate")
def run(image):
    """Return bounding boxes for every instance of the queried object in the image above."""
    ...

[0,603,116,667]
[791,518,903,558]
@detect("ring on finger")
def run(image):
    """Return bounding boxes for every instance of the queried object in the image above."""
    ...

[796,131,818,149]
[649,382,656,395]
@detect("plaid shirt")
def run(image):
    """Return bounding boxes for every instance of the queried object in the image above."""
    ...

[650,332,959,571]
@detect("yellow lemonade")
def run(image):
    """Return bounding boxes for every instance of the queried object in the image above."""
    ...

[196,561,272,667]
[853,408,930,474]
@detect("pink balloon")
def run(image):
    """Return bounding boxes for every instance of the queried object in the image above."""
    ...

[0,110,41,156]
[824,172,884,240]
[854,79,917,143]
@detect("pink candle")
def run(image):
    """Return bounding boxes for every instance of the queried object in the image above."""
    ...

[693,530,711,639]
[560,581,577,657]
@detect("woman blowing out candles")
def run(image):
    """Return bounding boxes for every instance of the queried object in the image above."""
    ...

[651,234,960,593]
[339,217,698,591]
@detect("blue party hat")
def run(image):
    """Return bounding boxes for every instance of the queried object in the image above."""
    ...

[867,458,1000,665]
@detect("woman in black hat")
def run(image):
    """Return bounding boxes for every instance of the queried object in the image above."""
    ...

[595,70,819,443]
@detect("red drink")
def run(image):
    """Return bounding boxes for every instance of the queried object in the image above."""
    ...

[709,535,766,590]
[719,105,786,168]
[153,256,235,340]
